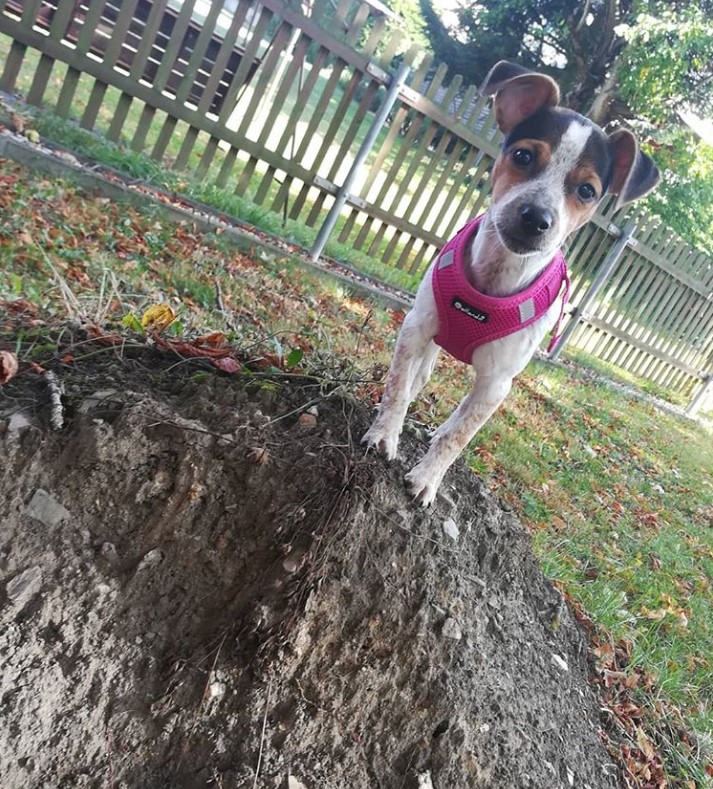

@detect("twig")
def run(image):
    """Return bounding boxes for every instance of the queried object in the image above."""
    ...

[253,678,273,789]
[45,370,64,430]
[214,277,226,312]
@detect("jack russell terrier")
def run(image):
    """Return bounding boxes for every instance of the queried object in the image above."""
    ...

[363,60,659,506]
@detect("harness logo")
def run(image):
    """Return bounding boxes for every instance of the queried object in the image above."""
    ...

[451,296,489,323]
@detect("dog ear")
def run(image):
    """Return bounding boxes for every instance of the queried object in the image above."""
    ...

[608,129,660,210]
[481,60,560,134]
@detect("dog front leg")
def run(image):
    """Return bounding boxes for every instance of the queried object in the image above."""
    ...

[405,374,513,506]
[362,312,438,460]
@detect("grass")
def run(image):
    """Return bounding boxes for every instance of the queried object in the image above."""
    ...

[0,158,711,786]
[0,30,482,287]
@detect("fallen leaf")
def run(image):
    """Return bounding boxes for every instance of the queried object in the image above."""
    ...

[0,351,19,384]
[141,304,177,333]
[211,356,241,373]
[640,606,667,621]
[195,332,228,348]
[636,727,655,761]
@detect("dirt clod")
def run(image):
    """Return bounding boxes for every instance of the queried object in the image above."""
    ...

[0,352,618,788]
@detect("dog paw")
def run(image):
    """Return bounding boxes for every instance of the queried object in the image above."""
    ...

[361,425,399,461]
[404,465,440,507]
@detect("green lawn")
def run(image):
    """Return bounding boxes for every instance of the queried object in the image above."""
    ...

[1,158,711,786]
[0,30,489,281]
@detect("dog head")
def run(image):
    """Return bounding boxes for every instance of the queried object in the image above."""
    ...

[481,61,660,257]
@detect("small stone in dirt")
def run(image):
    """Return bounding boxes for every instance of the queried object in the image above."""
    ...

[442,518,459,542]
[78,388,122,414]
[136,548,164,571]
[101,542,120,566]
[282,553,305,574]
[288,776,309,789]
[442,617,462,641]
[7,411,32,433]
[298,412,318,428]
[417,771,435,789]
[6,565,43,609]
[551,653,569,672]
[209,682,226,702]
[25,489,70,527]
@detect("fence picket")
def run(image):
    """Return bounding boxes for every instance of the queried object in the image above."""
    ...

[348,56,437,250]
[107,92,133,142]
[129,0,169,81]
[0,38,25,91]
[26,52,53,105]
[355,63,451,253]
[196,1,251,116]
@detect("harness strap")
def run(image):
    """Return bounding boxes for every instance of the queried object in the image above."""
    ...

[546,268,571,354]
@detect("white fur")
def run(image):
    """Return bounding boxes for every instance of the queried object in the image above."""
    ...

[362,125,592,506]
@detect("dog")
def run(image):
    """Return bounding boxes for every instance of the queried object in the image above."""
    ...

[363,60,659,506]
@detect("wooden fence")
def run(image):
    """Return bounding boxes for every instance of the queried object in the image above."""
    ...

[0,0,711,406]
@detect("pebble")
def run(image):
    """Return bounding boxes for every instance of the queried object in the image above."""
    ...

[551,653,569,672]
[25,489,70,527]
[78,388,122,414]
[101,542,120,566]
[209,681,226,701]
[136,548,164,571]
[442,617,463,641]
[417,772,435,789]
[8,411,32,432]
[442,518,459,542]
[6,565,43,609]
[298,412,317,428]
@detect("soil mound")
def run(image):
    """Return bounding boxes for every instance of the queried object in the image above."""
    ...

[0,353,617,788]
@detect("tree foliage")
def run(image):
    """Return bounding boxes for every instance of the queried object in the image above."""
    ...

[617,5,713,126]
[411,0,713,251]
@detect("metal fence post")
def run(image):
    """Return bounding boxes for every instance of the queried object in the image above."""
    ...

[686,371,713,416]
[309,62,411,262]
[549,221,637,360]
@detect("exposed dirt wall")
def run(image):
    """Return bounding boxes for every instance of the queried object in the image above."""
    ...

[0,355,618,788]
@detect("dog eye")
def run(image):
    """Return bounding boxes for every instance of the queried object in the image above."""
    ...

[512,148,533,167]
[577,183,597,201]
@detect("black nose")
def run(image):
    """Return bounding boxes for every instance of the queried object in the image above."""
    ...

[520,205,554,235]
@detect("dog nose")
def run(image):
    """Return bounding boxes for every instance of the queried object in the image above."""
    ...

[520,205,553,235]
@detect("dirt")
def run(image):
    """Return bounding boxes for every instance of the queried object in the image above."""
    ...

[0,350,619,789]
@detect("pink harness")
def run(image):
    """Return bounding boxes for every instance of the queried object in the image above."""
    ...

[432,215,571,363]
